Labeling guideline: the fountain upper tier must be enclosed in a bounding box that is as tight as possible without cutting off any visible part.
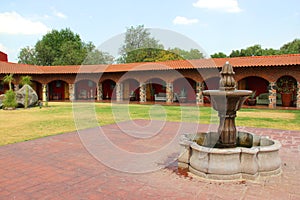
[202,62,252,147]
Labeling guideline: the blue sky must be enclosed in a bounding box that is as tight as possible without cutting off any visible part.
[0,0,299,62]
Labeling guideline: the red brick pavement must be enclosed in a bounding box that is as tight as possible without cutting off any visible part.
[0,120,299,200]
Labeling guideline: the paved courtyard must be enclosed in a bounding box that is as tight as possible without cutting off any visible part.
[0,120,299,199]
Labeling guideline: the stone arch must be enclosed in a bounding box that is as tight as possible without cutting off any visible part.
[237,76,269,97]
[173,77,197,102]
[203,77,220,90]
[121,78,140,101]
[31,80,43,100]
[48,80,69,100]
[75,79,97,100]
[101,79,116,100]
[45,76,74,85]
[145,78,166,101]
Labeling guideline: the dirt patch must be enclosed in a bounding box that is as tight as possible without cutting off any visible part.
[238,112,295,120]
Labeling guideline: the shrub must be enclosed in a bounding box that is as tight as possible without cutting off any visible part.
[3,90,18,109]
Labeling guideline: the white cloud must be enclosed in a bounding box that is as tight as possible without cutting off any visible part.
[53,10,67,19]
[193,0,242,13]
[173,16,199,25]
[0,11,49,35]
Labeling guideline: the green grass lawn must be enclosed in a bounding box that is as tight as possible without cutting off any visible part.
[0,102,299,146]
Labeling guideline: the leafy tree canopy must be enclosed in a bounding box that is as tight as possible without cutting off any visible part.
[118,25,204,63]
[280,39,300,54]
[211,52,227,58]
[212,39,299,58]
[168,48,204,60]
[18,28,114,66]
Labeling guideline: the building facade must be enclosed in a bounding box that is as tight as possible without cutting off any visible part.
[0,52,299,108]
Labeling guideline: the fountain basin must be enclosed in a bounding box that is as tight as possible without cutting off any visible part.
[178,132,281,180]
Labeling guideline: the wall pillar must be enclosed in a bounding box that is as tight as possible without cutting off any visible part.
[139,82,146,103]
[68,83,75,101]
[166,82,173,104]
[297,81,300,109]
[97,82,103,101]
[268,82,277,109]
[196,82,204,105]
[116,83,123,102]
[42,84,48,102]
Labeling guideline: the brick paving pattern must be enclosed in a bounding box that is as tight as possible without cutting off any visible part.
[0,120,299,199]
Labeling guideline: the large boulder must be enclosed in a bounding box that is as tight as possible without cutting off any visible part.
[16,84,38,107]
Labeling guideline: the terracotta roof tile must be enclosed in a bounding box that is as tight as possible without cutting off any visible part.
[0,62,43,74]
[0,54,299,75]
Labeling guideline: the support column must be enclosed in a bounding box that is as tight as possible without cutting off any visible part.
[268,82,277,109]
[139,82,146,103]
[196,82,204,105]
[97,82,103,101]
[116,83,123,102]
[42,84,48,102]
[68,83,75,101]
[166,82,173,104]
[297,81,300,109]
[14,84,19,91]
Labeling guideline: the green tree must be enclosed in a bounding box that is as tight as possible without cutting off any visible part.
[18,28,114,65]
[169,48,204,60]
[229,50,241,57]
[211,52,227,58]
[261,48,280,56]
[124,48,184,63]
[35,28,86,65]
[3,90,17,109]
[280,39,300,54]
[20,76,32,109]
[3,74,14,91]
[2,74,17,109]
[118,25,164,63]
[18,46,37,65]
[83,42,114,64]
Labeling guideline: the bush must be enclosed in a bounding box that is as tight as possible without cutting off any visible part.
[3,90,18,109]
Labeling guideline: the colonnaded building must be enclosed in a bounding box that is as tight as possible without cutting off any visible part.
[0,51,299,108]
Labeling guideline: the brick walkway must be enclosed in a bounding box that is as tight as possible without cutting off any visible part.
[0,120,299,199]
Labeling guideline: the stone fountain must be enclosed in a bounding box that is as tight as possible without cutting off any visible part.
[178,62,281,180]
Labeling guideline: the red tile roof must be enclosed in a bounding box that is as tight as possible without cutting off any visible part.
[0,54,299,75]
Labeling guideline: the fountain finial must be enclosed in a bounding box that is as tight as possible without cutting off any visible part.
[219,61,236,91]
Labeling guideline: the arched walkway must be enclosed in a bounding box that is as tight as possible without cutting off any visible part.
[31,81,43,100]
[122,79,139,101]
[173,77,196,102]
[75,80,96,100]
[145,78,166,101]
[102,79,116,100]
[48,80,69,100]
[238,76,269,96]
[203,77,220,90]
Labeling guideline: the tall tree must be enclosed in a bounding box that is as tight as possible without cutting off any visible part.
[34,28,86,65]
[280,39,300,54]
[18,28,114,66]
[83,42,114,64]
[18,46,37,65]
[118,25,164,63]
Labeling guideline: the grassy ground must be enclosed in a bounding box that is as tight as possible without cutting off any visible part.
[0,102,299,146]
